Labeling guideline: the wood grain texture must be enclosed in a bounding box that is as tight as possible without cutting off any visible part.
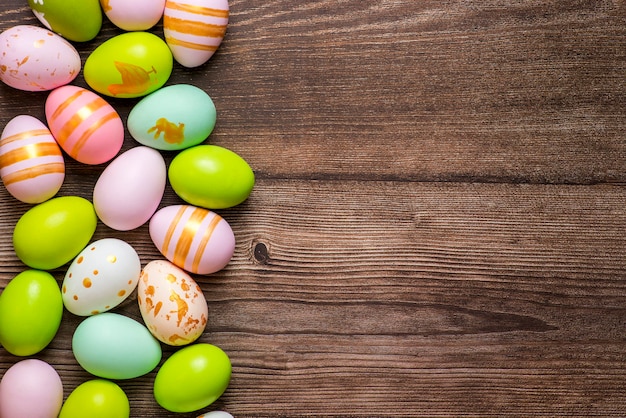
[0,1,624,417]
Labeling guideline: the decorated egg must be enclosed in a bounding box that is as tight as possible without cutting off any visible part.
[154,343,231,413]
[84,31,173,98]
[163,0,229,68]
[169,145,255,209]
[0,115,64,203]
[13,196,97,270]
[28,0,102,42]
[72,312,162,380]
[62,238,141,316]
[138,260,208,346]
[127,84,216,151]
[149,205,235,275]
[59,380,130,418]
[198,412,234,418]
[0,359,63,418]
[93,146,166,231]
[101,0,166,31]
[0,270,63,356]
[45,85,124,165]
[0,25,80,91]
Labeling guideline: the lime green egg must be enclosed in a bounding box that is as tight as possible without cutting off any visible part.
[13,196,97,270]
[168,145,255,209]
[84,32,173,98]
[28,0,102,42]
[59,380,129,418]
[0,270,63,356]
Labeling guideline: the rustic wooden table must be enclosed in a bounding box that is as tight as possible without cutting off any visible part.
[0,1,625,417]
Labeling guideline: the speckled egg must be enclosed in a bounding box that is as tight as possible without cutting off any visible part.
[62,238,141,316]
[101,0,165,31]
[45,85,124,165]
[149,205,235,275]
[0,115,64,204]
[138,260,208,346]
[163,0,229,68]
[28,0,102,42]
[0,25,80,91]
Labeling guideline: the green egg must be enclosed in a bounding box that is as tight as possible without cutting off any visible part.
[84,32,173,98]
[154,343,232,413]
[28,0,102,42]
[0,270,63,356]
[59,380,129,418]
[13,196,97,270]
[168,145,255,209]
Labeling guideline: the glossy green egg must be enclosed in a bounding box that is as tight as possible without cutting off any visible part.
[0,270,63,356]
[84,32,173,98]
[168,145,255,209]
[59,380,129,418]
[154,343,231,413]
[128,84,217,151]
[28,0,102,42]
[13,196,97,270]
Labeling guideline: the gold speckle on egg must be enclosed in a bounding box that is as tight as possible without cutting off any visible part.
[154,301,163,316]
[107,255,117,263]
[83,278,92,288]
[105,305,110,309]
[77,256,84,264]
[34,39,45,48]
[91,310,99,315]
[166,274,176,283]
[62,285,66,294]
[73,295,79,301]
[146,285,155,296]
[168,334,187,344]
[118,289,126,297]
[169,291,189,326]
[90,246,96,251]
[93,270,99,275]
[127,279,132,285]
[180,279,190,291]
[69,273,73,278]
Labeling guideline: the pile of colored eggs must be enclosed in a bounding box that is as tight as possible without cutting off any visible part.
[0,1,246,417]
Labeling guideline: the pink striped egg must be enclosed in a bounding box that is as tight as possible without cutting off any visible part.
[0,115,64,204]
[149,205,235,275]
[163,0,229,68]
[45,85,124,165]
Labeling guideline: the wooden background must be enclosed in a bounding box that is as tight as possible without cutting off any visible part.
[0,0,625,416]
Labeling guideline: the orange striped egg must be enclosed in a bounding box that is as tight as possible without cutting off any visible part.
[163,0,229,68]
[45,85,124,165]
[149,204,235,275]
[0,115,64,204]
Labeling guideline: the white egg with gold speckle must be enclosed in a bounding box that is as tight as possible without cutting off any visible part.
[62,238,141,316]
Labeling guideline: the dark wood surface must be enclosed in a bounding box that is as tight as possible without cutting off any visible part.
[0,1,625,416]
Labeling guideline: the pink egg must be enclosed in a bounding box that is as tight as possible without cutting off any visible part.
[0,115,64,203]
[0,25,80,91]
[0,359,63,418]
[93,146,166,231]
[163,0,229,68]
[45,85,124,165]
[101,0,166,31]
[149,205,235,275]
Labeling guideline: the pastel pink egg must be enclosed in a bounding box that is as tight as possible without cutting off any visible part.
[149,205,235,275]
[0,115,64,204]
[45,85,124,165]
[101,0,166,31]
[163,0,229,68]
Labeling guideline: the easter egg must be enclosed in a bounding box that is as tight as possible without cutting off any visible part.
[72,312,162,380]
[198,412,234,418]
[0,115,64,204]
[45,85,124,165]
[169,145,254,209]
[149,205,235,275]
[0,270,63,356]
[13,196,97,270]
[164,0,229,68]
[101,0,166,31]
[153,343,231,413]
[127,84,216,151]
[0,359,63,418]
[62,238,141,316]
[0,25,80,91]
[84,31,173,98]
[28,0,102,42]
[138,260,208,346]
[59,380,130,418]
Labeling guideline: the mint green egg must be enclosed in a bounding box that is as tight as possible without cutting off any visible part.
[168,145,255,209]
[84,32,173,98]
[28,0,102,42]
[13,196,97,270]
[0,270,63,356]
[128,84,217,150]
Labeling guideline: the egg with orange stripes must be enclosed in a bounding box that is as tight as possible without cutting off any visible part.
[149,204,235,275]
[45,85,124,165]
[0,115,64,204]
[163,0,229,68]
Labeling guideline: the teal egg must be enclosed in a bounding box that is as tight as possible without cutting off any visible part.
[128,84,217,150]
[28,0,102,42]
[72,313,162,380]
